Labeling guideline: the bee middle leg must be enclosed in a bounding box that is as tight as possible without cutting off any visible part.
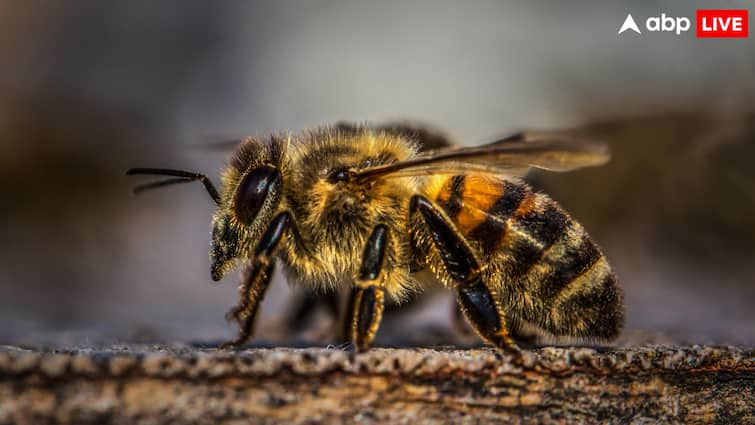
[450,302,476,340]
[220,212,291,349]
[410,195,520,355]
[348,224,389,352]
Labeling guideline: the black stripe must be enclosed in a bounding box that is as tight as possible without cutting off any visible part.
[468,181,528,254]
[504,236,545,277]
[493,181,528,221]
[517,200,570,250]
[554,273,622,339]
[536,231,602,302]
[438,175,466,219]
[504,200,572,276]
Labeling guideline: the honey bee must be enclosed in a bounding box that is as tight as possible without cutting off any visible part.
[127,123,623,354]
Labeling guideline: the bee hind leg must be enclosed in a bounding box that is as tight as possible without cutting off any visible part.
[450,302,476,341]
[220,212,291,349]
[410,195,520,356]
[348,224,390,352]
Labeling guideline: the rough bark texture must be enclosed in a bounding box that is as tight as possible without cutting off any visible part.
[0,344,752,424]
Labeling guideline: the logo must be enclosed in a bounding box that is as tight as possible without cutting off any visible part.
[618,9,749,38]
[697,10,748,38]
[618,14,641,35]
[646,14,690,35]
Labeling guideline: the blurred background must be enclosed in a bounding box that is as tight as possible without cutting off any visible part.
[1,1,753,347]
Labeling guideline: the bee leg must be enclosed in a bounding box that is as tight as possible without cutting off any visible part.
[220,261,276,349]
[349,224,389,352]
[450,302,476,341]
[410,195,520,356]
[342,287,357,344]
[219,212,291,349]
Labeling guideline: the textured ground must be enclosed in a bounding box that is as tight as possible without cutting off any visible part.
[1,343,753,424]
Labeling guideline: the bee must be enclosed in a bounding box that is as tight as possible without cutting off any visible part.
[127,123,623,354]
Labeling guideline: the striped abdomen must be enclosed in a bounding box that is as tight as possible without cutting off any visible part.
[430,174,623,339]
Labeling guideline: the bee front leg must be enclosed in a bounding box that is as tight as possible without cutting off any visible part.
[349,224,389,352]
[220,212,291,349]
[409,195,520,356]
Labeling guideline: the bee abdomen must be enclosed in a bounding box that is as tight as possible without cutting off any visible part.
[434,175,567,261]
[532,226,622,338]
[522,222,602,298]
[432,174,622,339]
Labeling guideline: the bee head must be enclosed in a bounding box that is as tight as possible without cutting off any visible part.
[210,137,285,281]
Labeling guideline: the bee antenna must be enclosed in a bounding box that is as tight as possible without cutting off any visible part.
[126,167,221,205]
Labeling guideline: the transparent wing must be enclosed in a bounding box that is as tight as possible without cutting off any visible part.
[354,132,610,182]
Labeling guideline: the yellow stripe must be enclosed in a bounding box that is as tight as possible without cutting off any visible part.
[456,176,503,232]
[553,256,610,306]
[513,191,538,218]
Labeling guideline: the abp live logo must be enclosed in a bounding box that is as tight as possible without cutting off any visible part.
[618,9,748,38]
[697,9,748,38]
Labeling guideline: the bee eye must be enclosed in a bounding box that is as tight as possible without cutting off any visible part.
[234,166,282,224]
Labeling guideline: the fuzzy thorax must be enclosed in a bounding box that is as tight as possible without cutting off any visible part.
[210,126,422,301]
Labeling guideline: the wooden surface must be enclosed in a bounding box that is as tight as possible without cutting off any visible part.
[0,344,753,424]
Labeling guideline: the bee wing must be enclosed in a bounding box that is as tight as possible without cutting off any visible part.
[354,132,610,182]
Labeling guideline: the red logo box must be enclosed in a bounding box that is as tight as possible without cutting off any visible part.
[696,9,748,38]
